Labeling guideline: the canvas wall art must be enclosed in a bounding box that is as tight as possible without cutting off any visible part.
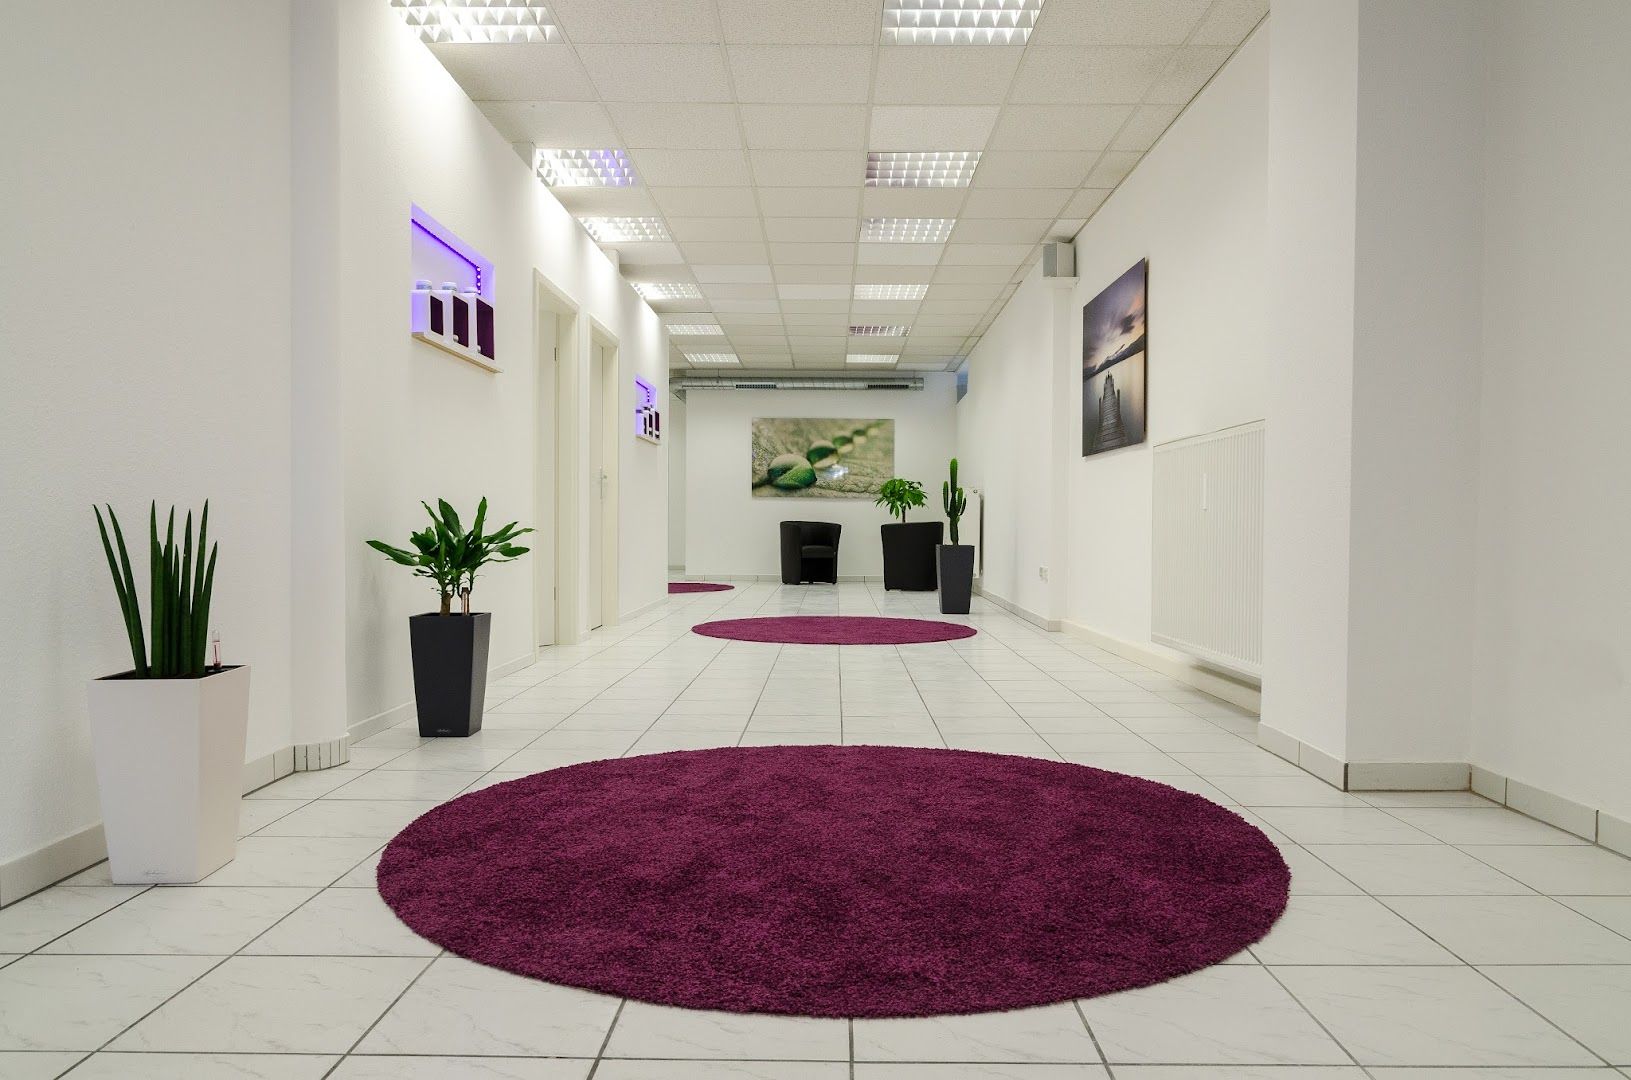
[751,418,895,498]
[1082,259,1148,457]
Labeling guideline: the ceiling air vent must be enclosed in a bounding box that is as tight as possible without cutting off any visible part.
[671,374,925,393]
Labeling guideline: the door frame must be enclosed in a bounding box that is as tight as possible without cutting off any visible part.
[588,317,621,629]
[532,271,581,648]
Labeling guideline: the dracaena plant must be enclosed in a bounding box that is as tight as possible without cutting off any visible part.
[367,498,533,615]
[874,477,927,523]
[94,502,219,678]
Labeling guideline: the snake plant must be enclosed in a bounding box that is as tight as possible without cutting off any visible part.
[367,498,532,615]
[94,502,218,678]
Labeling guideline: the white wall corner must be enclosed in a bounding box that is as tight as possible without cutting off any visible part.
[1296,742,1347,790]
[1600,813,1631,859]
[1470,764,1508,803]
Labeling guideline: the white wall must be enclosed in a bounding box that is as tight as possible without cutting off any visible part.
[684,380,957,579]
[0,2,295,870]
[1471,0,1631,820]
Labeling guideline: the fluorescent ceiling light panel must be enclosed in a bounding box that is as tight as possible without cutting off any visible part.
[390,0,558,43]
[861,218,956,243]
[866,152,981,188]
[666,323,724,335]
[847,354,901,365]
[854,283,929,301]
[850,325,911,337]
[685,352,740,364]
[633,281,703,301]
[536,148,636,188]
[580,217,670,243]
[882,0,1044,45]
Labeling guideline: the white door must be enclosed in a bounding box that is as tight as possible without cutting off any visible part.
[586,343,606,630]
[537,308,558,648]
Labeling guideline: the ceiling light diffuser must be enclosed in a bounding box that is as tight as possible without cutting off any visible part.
[580,217,670,243]
[854,283,929,301]
[685,353,740,365]
[866,152,981,188]
[666,323,724,335]
[860,218,956,243]
[633,282,702,301]
[882,0,1045,45]
[390,0,558,44]
[535,148,637,188]
[847,354,901,365]
[850,325,911,337]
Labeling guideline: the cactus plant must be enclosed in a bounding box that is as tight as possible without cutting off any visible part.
[942,458,967,545]
[94,502,219,678]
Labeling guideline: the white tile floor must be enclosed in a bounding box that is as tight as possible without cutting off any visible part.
[3,581,1630,1079]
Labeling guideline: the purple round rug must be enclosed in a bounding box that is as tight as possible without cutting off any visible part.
[669,582,735,594]
[377,745,1289,1018]
[693,614,977,645]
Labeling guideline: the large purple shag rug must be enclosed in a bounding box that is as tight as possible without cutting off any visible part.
[669,581,735,594]
[692,614,977,645]
[377,745,1289,1018]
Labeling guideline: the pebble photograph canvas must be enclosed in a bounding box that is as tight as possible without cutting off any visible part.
[751,418,895,498]
[1082,258,1148,457]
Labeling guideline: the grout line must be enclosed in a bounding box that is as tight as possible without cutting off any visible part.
[584,998,628,1079]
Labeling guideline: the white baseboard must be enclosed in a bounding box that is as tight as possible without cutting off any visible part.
[1347,761,1471,792]
[0,823,106,908]
[1060,617,1261,713]
[619,596,666,621]
[974,584,1061,632]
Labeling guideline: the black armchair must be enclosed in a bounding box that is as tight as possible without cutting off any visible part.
[779,521,842,584]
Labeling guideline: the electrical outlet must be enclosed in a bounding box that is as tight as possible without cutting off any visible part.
[1038,566,1049,581]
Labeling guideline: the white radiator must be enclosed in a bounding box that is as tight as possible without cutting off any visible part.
[1151,421,1265,679]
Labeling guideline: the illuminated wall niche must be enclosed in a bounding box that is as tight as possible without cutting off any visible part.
[634,376,660,444]
[409,204,498,373]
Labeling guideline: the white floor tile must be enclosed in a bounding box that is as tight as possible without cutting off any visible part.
[40,886,315,955]
[1482,964,1631,1064]
[854,1066,1109,1079]
[0,1053,86,1079]
[1110,1069,1364,1079]
[0,887,145,952]
[62,1052,338,1078]
[1250,895,1459,965]
[1461,845,1631,895]
[595,1062,848,1080]
[1251,808,1437,846]
[1385,808,1588,846]
[1380,895,1631,964]
[1557,895,1631,937]
[853,1003,1102,1063]
[324,770,486,801]
[603,1000,848,1060]
[199,837,384,887]
[328,1056,591,1079]
[254,800,440,839]
[0,954,217,1050]
[241,887,441,956]
[1304,844,1533,895]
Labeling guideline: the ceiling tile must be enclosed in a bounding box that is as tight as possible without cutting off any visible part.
[780,299,852,313]
[902,335,968,349]
[773,264,858,284]
[1049,218,1087,240]
[551,187,660,215]
[1192,0,1269,46]
[629,148,750,186]
[973,150,1095,187]
[925,283,1005,301]
[691,264,774,284]
[1111,103,1183,151]
[713,299,783,313]
[679,240,770,263]
[757,187,863,216]
[851,300,921,317]
[1085,150,1142,187]
[739,105,869,150]
[1031,0,1211,46]
[856,243,944,266]
[427,44,596,100]
[769,242,859,265]
[728,46,874,104]
[717,312,783,326]
[731,335,792,348]
[607,103,742,149]
[1009,47,1172,104]
[777,284,852,300]
[623,264,695,283]
[650,186,758,217]
[717,0,880,44]
[859,187,966,217]
[940,243,1035,266]
[1063,188,1111,217]
[575,44,731,102]
[764,218,860,243]
[1146,46,1234,105]
[960,187,1071,218]
[853,265,936,284]
[949,219,1051,244]
[868,107,1001,151]
[750,150,864,187]
[873,47,1023,105]
[703,283,777,300]
[608,241,685,265]
[782,311,852,326]
[667,218,765,243]
[549,0,720,43]
[477,101,616,144]
[986,104,1131,151]
[788,334,847,347]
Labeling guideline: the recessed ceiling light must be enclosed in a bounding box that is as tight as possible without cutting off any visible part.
[861,218,956,243]
[685,352,740,365]
[850,325,911,337]
[666,323,724,335]
[633,282,702,301]
[847,354,901,365]
[390,0,558,43]
[882,0,1045,45]
[536,149,637,188]
[866,152,981,188]
[581,217,670,243]
[854,283,929,301]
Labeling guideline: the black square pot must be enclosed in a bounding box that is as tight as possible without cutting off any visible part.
[880,521,944,591]
[937,544,976,614]
[408,612,490,737]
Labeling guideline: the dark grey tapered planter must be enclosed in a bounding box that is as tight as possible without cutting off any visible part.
[937,545,975,615]
[408,612,490,737]
[881,521,943,591]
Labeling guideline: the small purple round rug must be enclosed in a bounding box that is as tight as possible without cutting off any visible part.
[669,581,734,594]
[693,614,976,645]
[377,745,1289,1018]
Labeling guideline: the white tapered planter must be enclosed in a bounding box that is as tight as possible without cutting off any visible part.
[87,665,251,884]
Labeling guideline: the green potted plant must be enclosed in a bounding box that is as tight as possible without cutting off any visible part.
[875,477,942,591]
[938,459,975,614]
[88,502,248,884]
[367,498,531,737]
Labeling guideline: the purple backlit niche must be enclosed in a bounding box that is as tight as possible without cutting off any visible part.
[410,204,498,372]
[634,376,660,444]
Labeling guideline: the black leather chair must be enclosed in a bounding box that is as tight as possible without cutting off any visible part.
[779,521,841,584]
